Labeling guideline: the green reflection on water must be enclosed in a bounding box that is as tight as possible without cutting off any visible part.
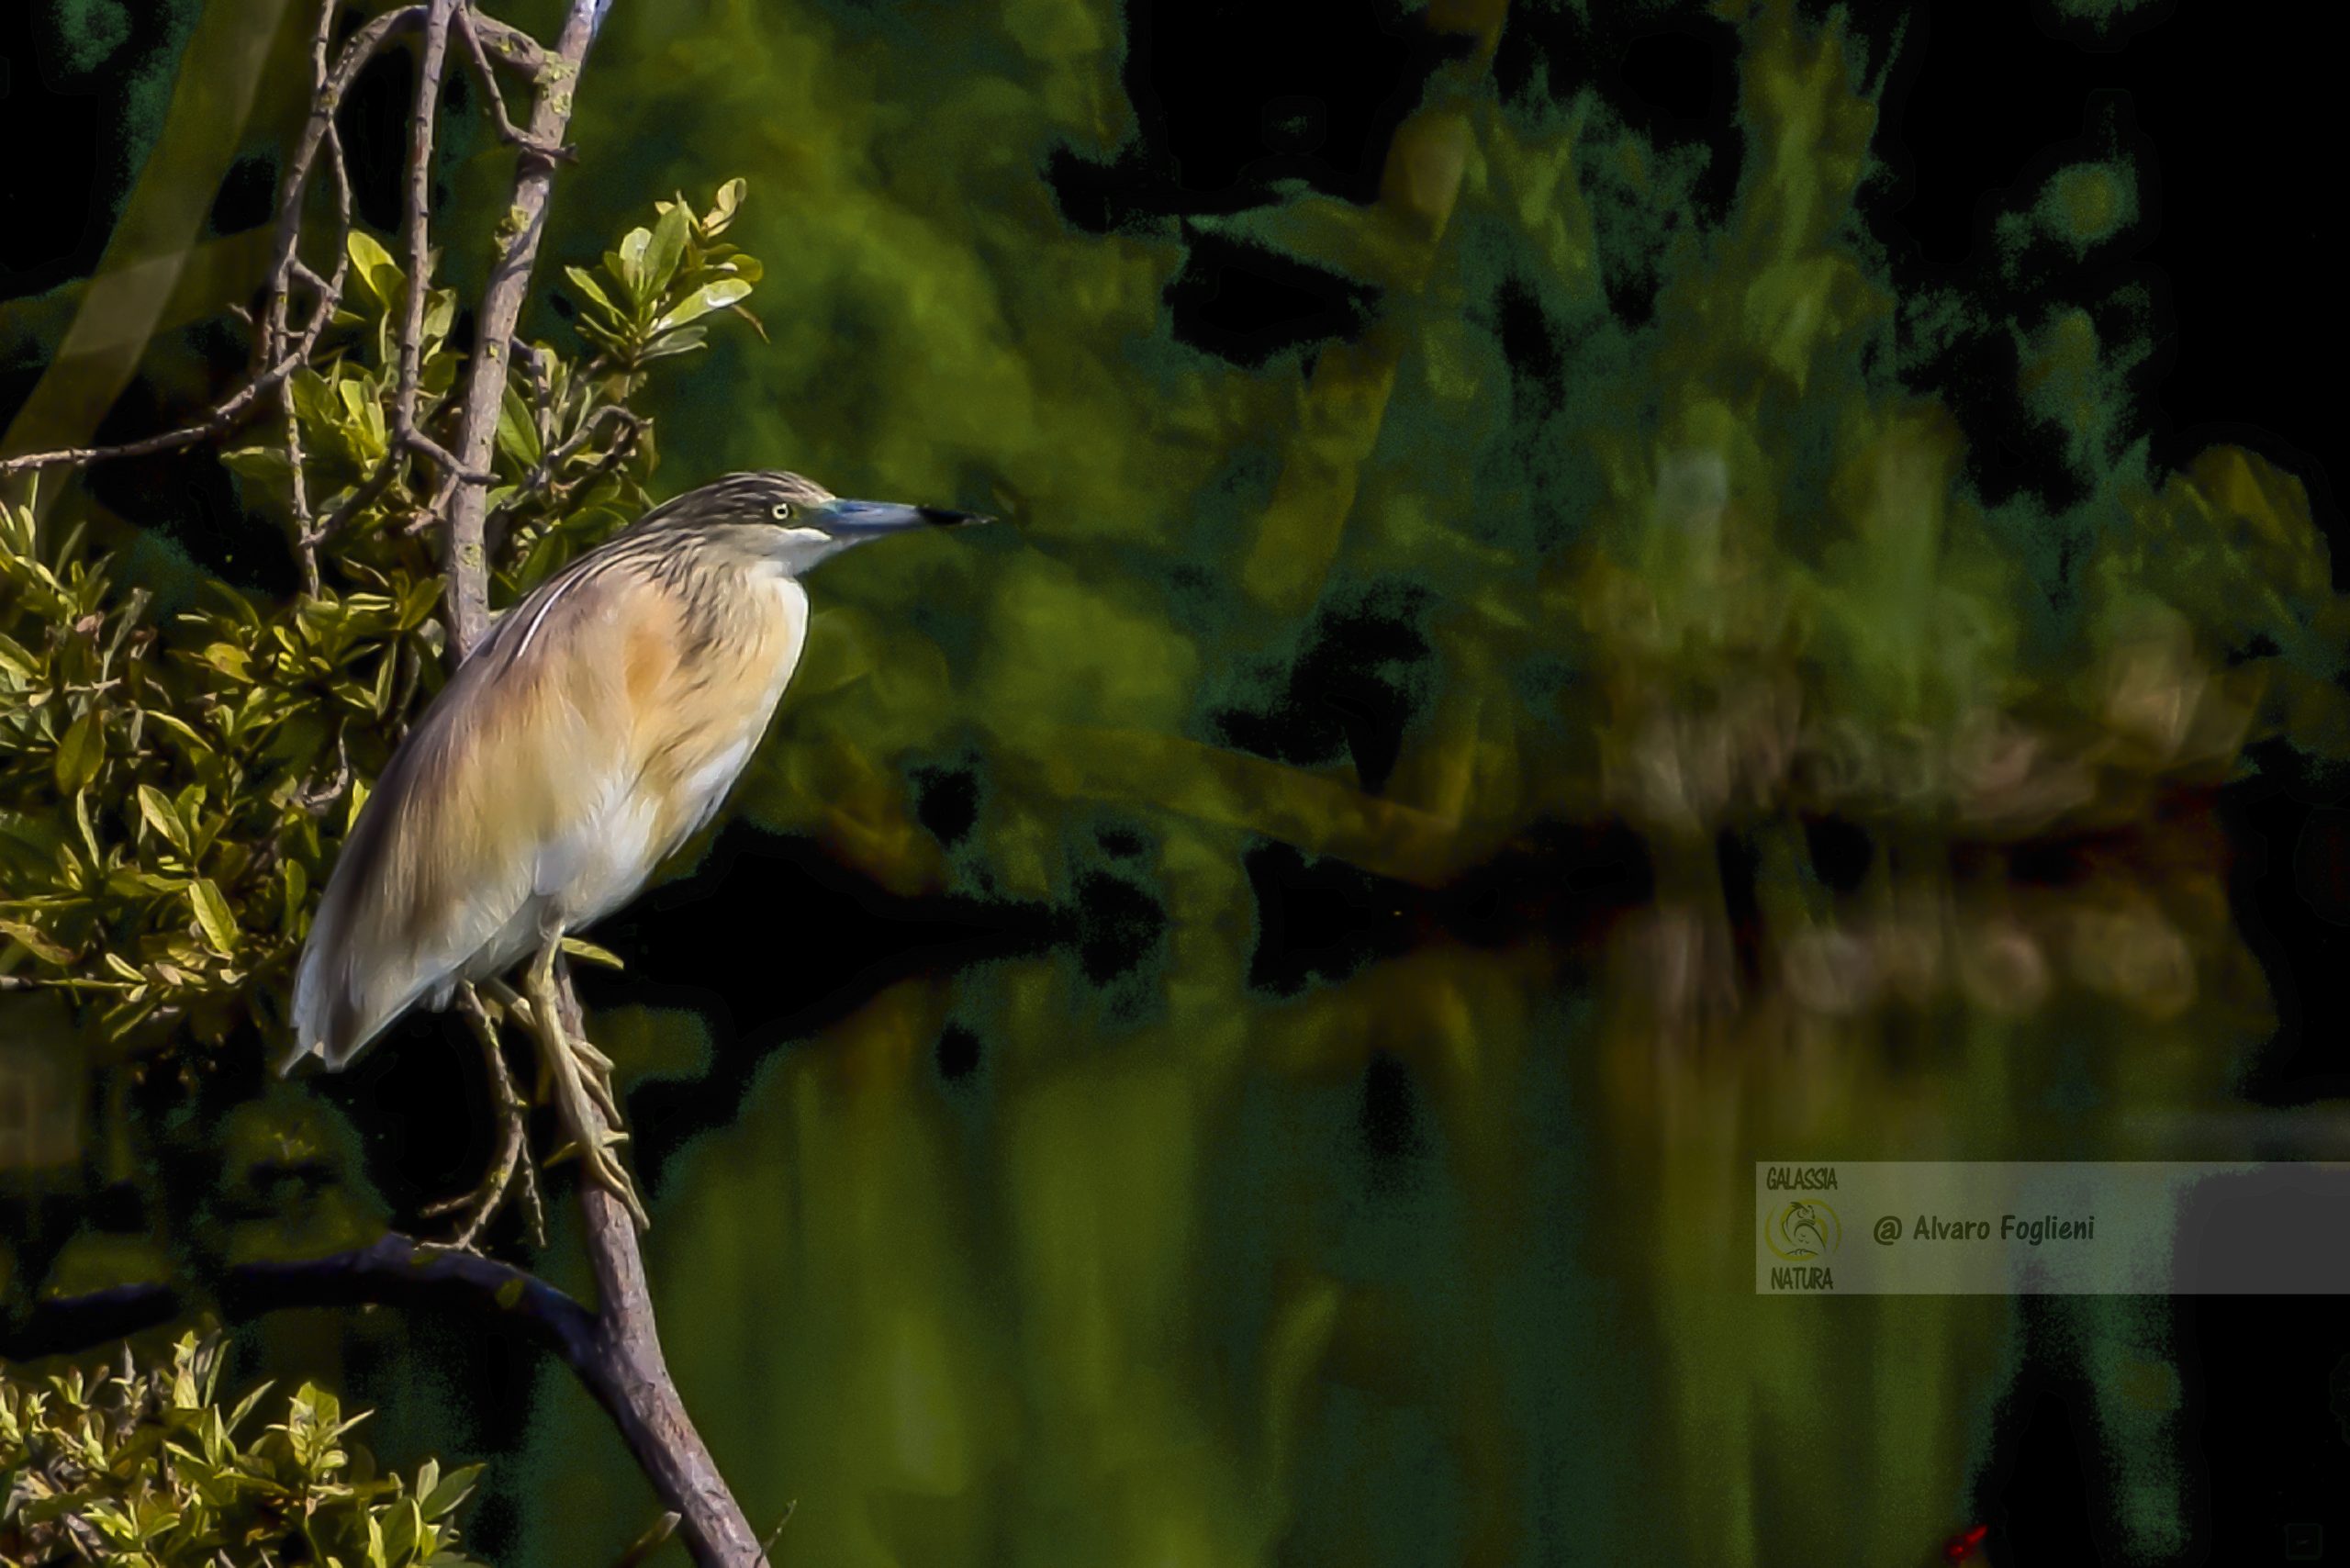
[511,840,2264,1565]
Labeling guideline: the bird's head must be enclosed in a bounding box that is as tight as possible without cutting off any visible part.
[644,469,990,575]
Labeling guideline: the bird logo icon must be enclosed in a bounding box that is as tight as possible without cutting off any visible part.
[1766,1199,1841,1260]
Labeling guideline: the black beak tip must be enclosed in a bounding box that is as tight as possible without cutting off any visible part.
[919,507,992,529]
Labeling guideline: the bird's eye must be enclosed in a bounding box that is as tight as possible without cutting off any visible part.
[770,502,796,521]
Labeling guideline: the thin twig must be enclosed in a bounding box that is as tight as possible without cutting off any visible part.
[0,2,388,484]
[468,11,547,74]
[0,350,314,478]
[265,4,423,370]
[539,402,641,482]
[285,0,361,587]
[319,428,492,545]
[0,1233,596,1368]
[395,0,458,451]
[308,0,484,550]
[281,379,320,596]
[490,402,643,544]
[288,732,352,815]
[453,5,572,162]
[277,2,342,592]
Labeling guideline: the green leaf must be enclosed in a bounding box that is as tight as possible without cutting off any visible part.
[338,376,375,429]
[611,228,652,301]
[55,709,104,792]
[643,199,691,300]
[138,784,193,856]
[565,264,620,318]
[0,916,74,964]
[498,381,543,467]
[711,176,745,226]
[199,642,255,681]
[384,1497,422,1565]
[560,935,625,969]
[347,229,403,308]
[143,707,211,753]
[420,1462,484,1521]
[221,443,291,483]
[0,628,42,677]
[652,278,753,335]
[635,325,709,363]
[188,877,238,954]
[227,1379,275,1437]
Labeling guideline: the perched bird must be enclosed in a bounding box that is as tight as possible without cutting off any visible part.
[287,469,986,1225]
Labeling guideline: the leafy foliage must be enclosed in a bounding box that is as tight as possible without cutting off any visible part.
[1,1332,483,1567]
[0,183,762,1048]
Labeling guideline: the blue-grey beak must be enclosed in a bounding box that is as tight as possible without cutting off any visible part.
[816,498,992,539]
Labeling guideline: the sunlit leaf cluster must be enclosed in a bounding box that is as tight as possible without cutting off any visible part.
[1,1331,483,1567]
[0,184,762,1051]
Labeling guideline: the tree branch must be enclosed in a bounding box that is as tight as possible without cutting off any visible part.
[454,6,573,162]
[4,1226,763,1564]
[0,2,399,487]
[439,0,614,659]
[395,0,459,454]
[0,351,312,478]
[3,3,768,1561]
[0,1233,596,1370]
[419,4,765,1562]
[282,0,343,594]
[551,976,768,1567]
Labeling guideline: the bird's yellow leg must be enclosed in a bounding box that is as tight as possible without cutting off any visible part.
[421,985,547,1250]
[521,936,651,1230]
[480,977,535,1030]
[486,975,619,1109]
[479,978,559,1103]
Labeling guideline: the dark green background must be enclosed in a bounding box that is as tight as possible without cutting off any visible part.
[6,1,2349,1562]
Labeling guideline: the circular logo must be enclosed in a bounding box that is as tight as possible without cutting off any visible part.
[1764,1199,1841,1260]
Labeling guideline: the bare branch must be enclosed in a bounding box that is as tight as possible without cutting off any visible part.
[0,2,389,485]
[0,1232,597,1367]
[396,0,458,450]
[541,402,643,479]
[0,353,311,478]
[282,0,341,595]
[552,974,768,1567]
[263,3,423,369]
[440,0,617,659]
[282,390,320,596]
[454,6,573,162]
[468,12,547,74]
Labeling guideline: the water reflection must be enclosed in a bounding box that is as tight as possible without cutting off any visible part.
[510,831,2269,1567]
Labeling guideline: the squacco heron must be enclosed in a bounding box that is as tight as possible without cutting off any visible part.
[286,470,986,1229]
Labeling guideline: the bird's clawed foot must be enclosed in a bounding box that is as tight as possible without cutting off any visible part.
[422,985,548,1251]
[521,944,652,1231]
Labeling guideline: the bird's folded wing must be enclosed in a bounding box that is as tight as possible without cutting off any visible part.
[287,560,666,1069]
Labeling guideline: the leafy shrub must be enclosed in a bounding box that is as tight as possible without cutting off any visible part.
[2,1332,481,1567]
[0,183,761,1052]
